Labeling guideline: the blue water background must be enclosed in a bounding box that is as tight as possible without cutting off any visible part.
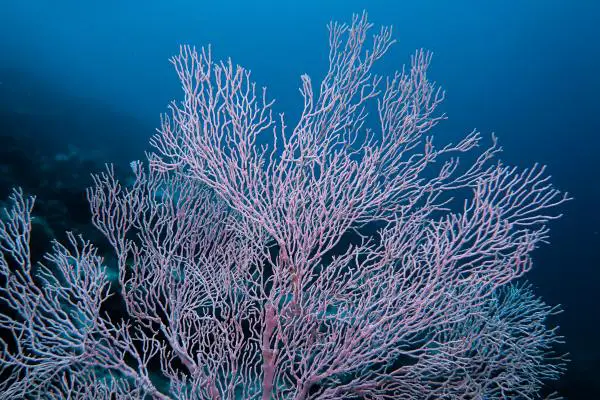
[1,0,598,397]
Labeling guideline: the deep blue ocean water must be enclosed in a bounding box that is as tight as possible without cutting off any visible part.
[1,1,598,397]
